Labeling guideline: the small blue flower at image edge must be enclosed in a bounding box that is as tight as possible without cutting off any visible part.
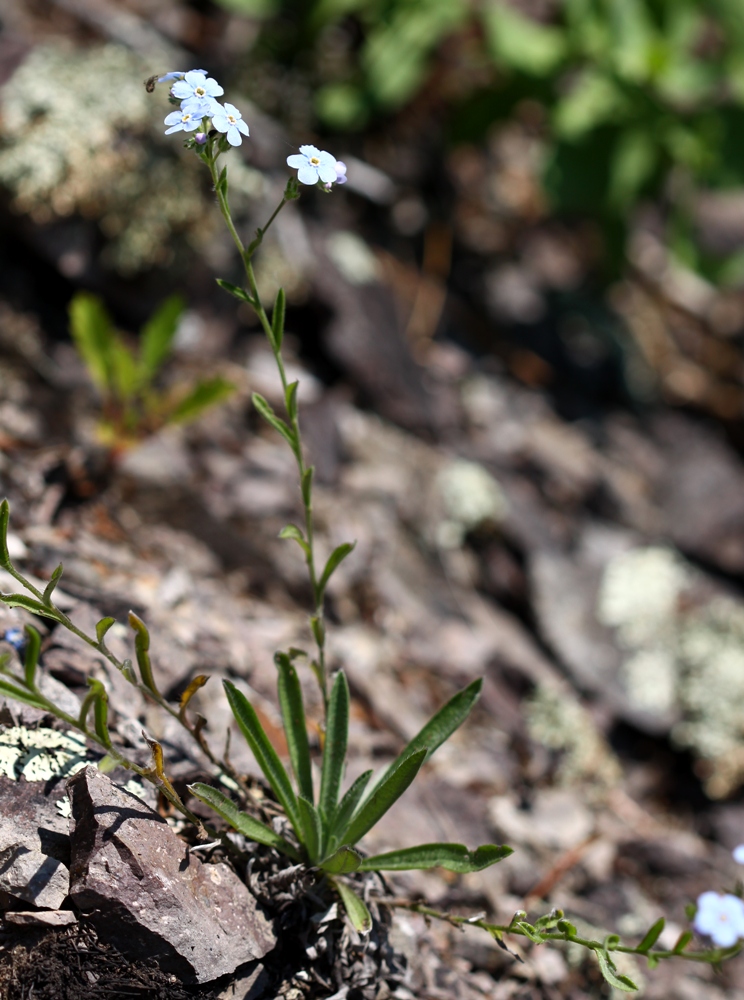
[2,628,25,653]
[212,103,250,147]
[694,891,744,948]
[164,109,203,135]
[287,145,339,186]
[172,71,224,109]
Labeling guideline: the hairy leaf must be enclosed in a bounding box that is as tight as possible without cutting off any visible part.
[297,795,322,863]
[333,879,372,934]
[189,782,301,860]
[278,524,310,557]
[169,377,235,425]
[320,845,362,874]
[272,288,286,351]
[329,769,373,847]
[42,564,63,607]
[358,842,513,873]
[343,748,427,846]
[275,652,313,802]
[216,279,253,303]
[317,543,355,600]
[596,949,638,992]
[319,671,349,823]
[252,392,298,453]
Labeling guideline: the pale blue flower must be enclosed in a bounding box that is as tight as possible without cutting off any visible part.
[164,108,203,135]
[734,845,744,865]
[158,69,207,83]
[287,145,338,186]
[334,161,347,185]
[212,102,250,146]
[694,892,744,947]
[172,71,224,112]
[2,628,25,653]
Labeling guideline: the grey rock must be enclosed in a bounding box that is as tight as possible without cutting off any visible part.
[215,962,270,1000]
[0,845,69,909]
[67,767,276,984]
[0,775,71,863]
[5,909,77,927]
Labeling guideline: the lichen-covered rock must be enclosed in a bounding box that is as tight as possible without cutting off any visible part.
[67,766,276,984]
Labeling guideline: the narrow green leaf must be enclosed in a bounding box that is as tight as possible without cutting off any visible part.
[42,564,63,606]
[23,625,41,691]
[333,879,372,934]
[637,917,665,953]
[223,680,300,833]
[317,543,355,599]
[557,918,578,938]
[343,747,427,846]
[128,611,159,696]
[515,921,545,944]
[272,288,286,351]
[0,593,62,623]
[319,671,349,823]
[109,334,139,404]
[358,842,512,873]
[320,845,362,874]
[169,377,235,425]
[301,467,314,508]
[252,392,298,452]
[310,615,325,650]
[329,770,373,847]
[297,795,322,863]
[217,165,228,196]
[69,293,116,394]
[188,782,301,860]
[139,294,184,383]
[216,279,253,304]
[0,499,11,569]
[87,679,112,749]
[0,677,48,711]
[278,524,310,557]
[673,930,693,954]
[275,652,313,802]
[95,617,116,644]
[285,381,299,421]
[596,950,638,992]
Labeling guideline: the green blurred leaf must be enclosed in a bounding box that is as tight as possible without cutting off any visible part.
[42,563,63,607]
[271,289,286,351]
[0,676,48,711]
[278,524,311,557]
[0,592,62,623]
[69,293,116,395]
[333,879,372,933]
[216,279,253,303]
[358,842,513,872]
[139,295,184,384]
[596,949,638,992]
[275,652,314,802]
[223,680,301,833]
[329,769,373,848]
[315,84,369,130]
[483,3,567,77]
[169,377,235,425]
[609,128,657,208]
[608,0,655,83]
[553,71,629,139]
[210,0,279,16]
[23,625,41,690]
[344,747,427,846]
[128,611,158,695]
[109,335,139,405]
[319,671,350,822]
[188,782,301,859]
[317,543,355,599]
[297,795,323,862]
[0,499,10,569]
[637,917,665,954]
[252,392,298,452]
[95,617,116,644]
[320,845,362,874]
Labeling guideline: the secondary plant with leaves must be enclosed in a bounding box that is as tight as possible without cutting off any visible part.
[69,291,234,446]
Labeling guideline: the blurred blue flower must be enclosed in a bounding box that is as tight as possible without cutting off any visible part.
[287,145,338,186]
[172,71,223,114]
[157,70,207,83]
[164,109,203,135]
[212,102,250,146]
[334,161,347,185]
[2,628,25,653]
[694,892,744,947]
[734,845,744,864]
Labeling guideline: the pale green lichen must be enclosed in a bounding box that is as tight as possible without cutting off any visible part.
[525,684,621,792]
[0,726,88,781]
[434,459,508,549]
[596,545,744,797]
[0,43,215,274]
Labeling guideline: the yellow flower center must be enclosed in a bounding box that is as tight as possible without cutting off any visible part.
[195,86,206,96]
[228,115,236,124]
[310,157,320,165]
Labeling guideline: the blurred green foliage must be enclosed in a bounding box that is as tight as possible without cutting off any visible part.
[221,0,744,277]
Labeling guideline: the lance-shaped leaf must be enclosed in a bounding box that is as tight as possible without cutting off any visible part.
[189,782,301,860]
[216,279,253,304]
[42,564,63,606]
[0,677,48,712]
[328,769,373,847]
[179,674,209,715]
[271,288,286,351]
[317,543,355,600]
[333,879,371,934]
[23,625,41,691]
[252,393,298,453]
[86,679,112,748]
[320,845,362,874]
[636,917,664,954]
[357,842,513,873]
[596,949,638,993]
[139,295,183,383]
[319,671,349,823]
[368,679,482,799]
[0,593,62,623]
[169,377,235,425]
[301,467,313,508]
[95,617,116,644]
[0,499,11,569]
[297,796,322,863]
[223,680,301,833]
[343,748,427,847]
[128,612,158,695]
[69,293,115,393]
[285,381,299,421]
[275,652,313,802]
[278,524,310,558]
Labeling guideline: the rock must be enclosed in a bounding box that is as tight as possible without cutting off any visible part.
[5,909,77,927]
[214,962,270,1000]
[0,775,73,863]
[0,845,69,909]
[67,767,276,984]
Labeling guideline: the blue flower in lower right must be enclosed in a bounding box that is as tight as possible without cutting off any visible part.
[694,891,744,947]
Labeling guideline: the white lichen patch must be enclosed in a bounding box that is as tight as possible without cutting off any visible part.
[0,726,89,782]
[597,546,687,646]
[435,459,508,549]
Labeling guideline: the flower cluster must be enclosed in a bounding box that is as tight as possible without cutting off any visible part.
[159,70,249,147]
